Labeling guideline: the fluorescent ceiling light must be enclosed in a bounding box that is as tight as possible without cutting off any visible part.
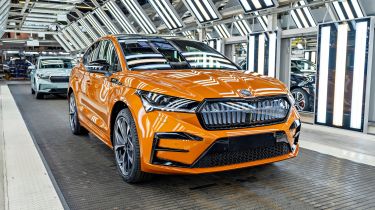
[254,11,268,31]
[27,13,57,19]
[71,23,91,46]
[149,0,183,30]
[57,33,75,52]
[33,2,75,10]
[182,31,195,39]
[234,14,252,36]
[213,24,230,38]
[23,21,51,26]
[291,0,316,28]
[120,0,157,34]
[332,0,364,21]
[95,8,120,34]
[66,26,86,49]
[53,34,70,52]
[238,0,276,13]
[78,18,99,41]
[43,0,83,3]
[105,1,136,34]
[86,13,107,37]
[184,0,220,24]
[25,17,56,23]
[62,29,81,50]
[0,0,10,37]
[30,8,69,14]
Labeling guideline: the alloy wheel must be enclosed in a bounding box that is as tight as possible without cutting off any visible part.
[69,94,77,130]
[114,117,134,176]
[292,91,306,111]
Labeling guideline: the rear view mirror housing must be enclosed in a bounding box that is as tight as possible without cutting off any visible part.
[87,60,112,77]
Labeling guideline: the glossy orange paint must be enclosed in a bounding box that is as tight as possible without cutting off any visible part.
[69,35,300,175]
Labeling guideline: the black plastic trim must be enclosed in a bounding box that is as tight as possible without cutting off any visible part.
[155,132,203,141]
[150,132,203,165]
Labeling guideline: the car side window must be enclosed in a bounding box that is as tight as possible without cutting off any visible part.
[106,42,121,72]
[97,41,110,61]
[83,40,121,73]
[90,42,101,64]
[83,44,95,65]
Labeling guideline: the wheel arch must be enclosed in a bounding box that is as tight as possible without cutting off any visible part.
[110,101,129,145]
[68,87,73,98]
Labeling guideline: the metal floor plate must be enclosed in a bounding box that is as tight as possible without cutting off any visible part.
[9,84,375,210]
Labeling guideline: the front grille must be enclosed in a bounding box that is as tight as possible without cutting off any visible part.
[193,143,290,168]
[50,76,69,83]
[197,96,290,130]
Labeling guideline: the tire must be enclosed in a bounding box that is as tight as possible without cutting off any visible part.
[35,91,44,99]
[291,88,310,112]
[31,88,35,94]
[113,109,152,183]
[69,93,88,135]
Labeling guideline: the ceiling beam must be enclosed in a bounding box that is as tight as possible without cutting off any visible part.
[4,29,58,34]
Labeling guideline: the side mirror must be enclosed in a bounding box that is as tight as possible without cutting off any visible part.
[87,60,112,76]
[28,65,36,71]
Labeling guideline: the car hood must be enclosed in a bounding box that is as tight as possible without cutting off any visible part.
[124,69,289,101]
[37,68,71,77]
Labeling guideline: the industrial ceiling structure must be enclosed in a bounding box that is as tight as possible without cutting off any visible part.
[1,0,375,52]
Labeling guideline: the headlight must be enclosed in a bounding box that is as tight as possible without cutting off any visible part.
[136,90,199,113]
[37,73,49,79]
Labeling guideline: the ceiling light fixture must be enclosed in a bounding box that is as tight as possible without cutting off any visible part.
[184,0,221,24]
[105,1,136,34]
[120,0,157,34]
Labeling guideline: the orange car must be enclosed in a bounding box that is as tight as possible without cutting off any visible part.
[68,35,301,183]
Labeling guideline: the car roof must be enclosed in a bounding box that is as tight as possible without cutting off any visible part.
[115,34,194,42]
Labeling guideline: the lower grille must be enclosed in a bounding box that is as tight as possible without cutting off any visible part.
[50,76,69,83]
[192,133,291,168]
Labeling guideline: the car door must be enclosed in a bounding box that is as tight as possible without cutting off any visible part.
[85,40,121,136]
[78,42,100,125]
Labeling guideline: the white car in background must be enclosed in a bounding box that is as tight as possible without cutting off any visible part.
[30,57,75,99]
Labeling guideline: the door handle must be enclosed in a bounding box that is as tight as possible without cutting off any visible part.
[110,78,122,85]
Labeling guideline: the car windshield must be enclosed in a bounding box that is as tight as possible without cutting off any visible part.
[119,38,239,70]
[39,59,74,69]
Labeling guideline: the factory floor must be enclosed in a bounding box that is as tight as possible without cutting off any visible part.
[1,82,375,210]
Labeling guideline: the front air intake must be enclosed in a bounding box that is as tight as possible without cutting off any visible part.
[197,96,291,130]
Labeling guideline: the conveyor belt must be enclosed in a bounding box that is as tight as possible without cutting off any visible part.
[9,84,375,210]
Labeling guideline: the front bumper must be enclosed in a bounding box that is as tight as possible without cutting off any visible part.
[129,94,301,174]
[37,79,68,94]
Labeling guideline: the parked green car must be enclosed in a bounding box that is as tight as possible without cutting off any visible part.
[30,57,75,99]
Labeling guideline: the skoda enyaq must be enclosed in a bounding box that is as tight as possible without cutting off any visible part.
[68,35,301,183]
[31,56,75,99]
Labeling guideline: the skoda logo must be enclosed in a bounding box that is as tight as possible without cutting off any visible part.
[240,89,252,97]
